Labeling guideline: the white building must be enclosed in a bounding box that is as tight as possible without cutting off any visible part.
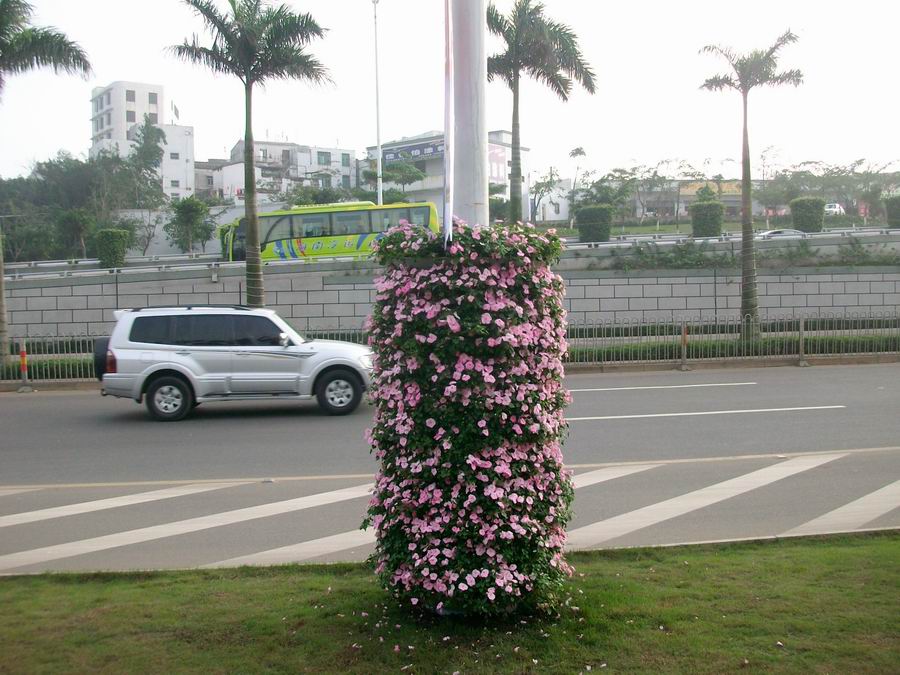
[89,81,195,200]
[365,130,529,221]
[532,178,572,223]
[90,81,164,151]
[229,140,357,192]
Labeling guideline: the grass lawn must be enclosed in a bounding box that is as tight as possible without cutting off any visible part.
[1,533,897,674]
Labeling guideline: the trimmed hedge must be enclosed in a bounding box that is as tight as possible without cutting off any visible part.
[95,228,129,269]
[575,204,613,243]
[885,195,900,228]
[689,201,724,237]
[790,197,826,233]
[1,357,94,381]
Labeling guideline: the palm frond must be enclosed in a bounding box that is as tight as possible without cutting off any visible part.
[544,18,596,93]
[525,62,571,101]
[170,40,241,79]
[768,68,803,87]
[1,26,91,77]
[700,74,736,91]
[182,0,238,47]
[486,3,509,39]
[0,0,33,40]
[765,29,798,59]
[253,44,330,86]
[699,43,737,68]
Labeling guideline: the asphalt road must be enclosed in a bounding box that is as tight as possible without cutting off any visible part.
[1,363,898,573]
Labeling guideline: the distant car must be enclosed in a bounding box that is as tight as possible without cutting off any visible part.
[756,229,806,239]
[825,203,846,216]
[97,305,373,421]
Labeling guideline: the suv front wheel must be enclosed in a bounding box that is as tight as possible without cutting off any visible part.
[316,369,362,415]
[146,376,194,422]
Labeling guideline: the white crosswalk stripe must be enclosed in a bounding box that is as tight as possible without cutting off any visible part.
[565,453,846,550]
[205,529,377,568]
[0,488,40,498]
[1,452,897,573]
[0,483,372,573]
[202,465,662,568]
[781,479,900,536]
[0,483,242,529]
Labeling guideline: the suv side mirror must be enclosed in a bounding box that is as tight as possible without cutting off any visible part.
[278,332,291,347]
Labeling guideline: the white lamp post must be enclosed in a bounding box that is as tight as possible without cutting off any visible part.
[373,0,383,205]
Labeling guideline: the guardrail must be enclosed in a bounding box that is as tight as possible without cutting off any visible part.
[4,312,898,385]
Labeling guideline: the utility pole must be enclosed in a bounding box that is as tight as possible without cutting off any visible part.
[373,0,384,205]
[449,0,489,227]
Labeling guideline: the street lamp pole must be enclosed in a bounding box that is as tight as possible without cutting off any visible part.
[373,0,383,205]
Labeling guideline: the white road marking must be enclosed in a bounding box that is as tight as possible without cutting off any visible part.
[0,483,242,529]
[209,465,666,568]
[573,464,659,489]
[0,483,373,573]
[781,480,900,536]
[204,529,377,568]
[566,453,846,550]
[570,382,757,393]
[567,405,845,422]
[0,488,40,498]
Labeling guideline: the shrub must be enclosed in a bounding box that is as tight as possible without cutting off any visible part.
[689,201,724,237]
[95,228,129,268]
[365,221,573,616]
[790,197,825,233]
[885,196,900,228]
[575,204,613,242]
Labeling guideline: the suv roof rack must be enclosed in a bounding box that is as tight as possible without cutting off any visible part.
[129,305,254,312]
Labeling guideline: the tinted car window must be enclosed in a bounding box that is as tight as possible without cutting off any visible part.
[296,213,330,237]
[333,211,369,235]
[234,316,284,346]
[172,315,234,346]
[130,316,172,344]
[262,215,293,245]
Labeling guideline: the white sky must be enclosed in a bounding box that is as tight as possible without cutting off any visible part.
[1,0,898,181]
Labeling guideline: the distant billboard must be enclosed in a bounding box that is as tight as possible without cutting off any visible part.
[384,140,445,163]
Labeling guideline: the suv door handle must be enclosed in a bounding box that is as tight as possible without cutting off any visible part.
[175,351,191,356]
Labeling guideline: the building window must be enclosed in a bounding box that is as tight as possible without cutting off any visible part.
[148,113,158,124]
[342,174,350,189]
[319,175,332,189]
[126,110,136,123]
[170,152,180,160]
[341,153,350,167]
[317,151,331,166]
[206,176,214,186]
[554,202,560,215]
[149,92,158,104]
[170,180,180,188]
[126,89,135,102]
[105,113,111,125]
[105,91,110,106]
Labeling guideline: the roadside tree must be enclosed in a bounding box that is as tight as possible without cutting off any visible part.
[173,0,328,307]
[700,29,803,332]
[164,196,214,253]
[487,0,595,223]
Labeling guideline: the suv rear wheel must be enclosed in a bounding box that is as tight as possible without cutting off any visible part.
[146,376,194,421]
[316,369,362,415]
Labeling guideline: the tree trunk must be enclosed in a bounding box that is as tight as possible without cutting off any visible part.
[508,74,522,223]
[243,82,265,307]
[740,90,759,336]
[0,228,8,366]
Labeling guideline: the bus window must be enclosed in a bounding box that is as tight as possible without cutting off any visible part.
[262,215,293,245]
[233,219,247,261]
[333,211,370,235]
[371,208,411,232]
[409,206,429,228]
[295,213,330,237]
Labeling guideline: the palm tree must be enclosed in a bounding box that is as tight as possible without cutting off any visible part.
[0,0,91,363]
[173,0,328,307]
[700,30,802,329]
[487,0,595,224]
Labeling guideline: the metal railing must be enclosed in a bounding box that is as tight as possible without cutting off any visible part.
[3,312,898,385]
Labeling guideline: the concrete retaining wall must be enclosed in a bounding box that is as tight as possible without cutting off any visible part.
[4,259,899,337]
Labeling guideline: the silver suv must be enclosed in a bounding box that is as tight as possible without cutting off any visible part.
[98,305,372,421]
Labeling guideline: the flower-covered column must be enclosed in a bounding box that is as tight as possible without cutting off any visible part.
[364,222,572,615]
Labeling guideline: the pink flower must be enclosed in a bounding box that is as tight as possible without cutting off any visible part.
[446,315,461,333]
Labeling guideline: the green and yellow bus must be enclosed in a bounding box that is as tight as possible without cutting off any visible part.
[220,201,440,262]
